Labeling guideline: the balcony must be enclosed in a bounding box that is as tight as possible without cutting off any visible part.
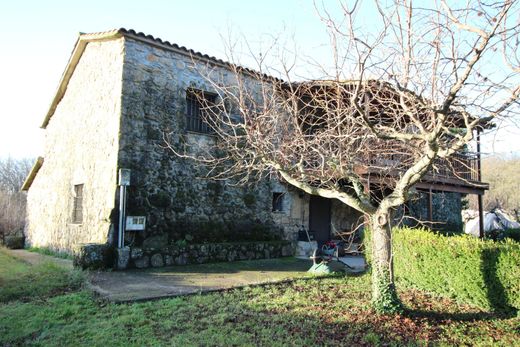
[357,151,488,194]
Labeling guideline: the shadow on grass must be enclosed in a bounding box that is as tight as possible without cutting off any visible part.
[481,248,514,313]
[403,248,518,321]
[0,262,85,303]
[405,307,516,322]
[0,291,440,346]
[1,272,517,346]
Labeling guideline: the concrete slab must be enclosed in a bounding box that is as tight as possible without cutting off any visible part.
[8,249,366,303]
[337,255,367,270]
[89,257,316,303]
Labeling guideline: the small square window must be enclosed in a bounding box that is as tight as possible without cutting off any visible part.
[272,192,284,212]
[186,88,217,134]
[72,184,84,224]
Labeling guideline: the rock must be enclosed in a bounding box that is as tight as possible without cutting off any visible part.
[227,250,237,261]
[150,253,164,267]
[197,256,208,264]
[282,244,293,257]
[131,247,143,259]
[149,192,171,208]
[164,254,173,266]
[175,254,187,265]
[73,243,113,270]
[142,234,168,250]
[134,255,150,268]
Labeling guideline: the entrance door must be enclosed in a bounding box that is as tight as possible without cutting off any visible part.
[309,196,331,245]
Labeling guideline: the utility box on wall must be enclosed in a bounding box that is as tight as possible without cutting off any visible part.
[126,216,146,231]
[119,168,131,186]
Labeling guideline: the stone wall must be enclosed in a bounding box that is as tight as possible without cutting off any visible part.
[25,39,124,252]
[271,183,309,241]
[112,241,294,270]
[269,181,363,242]
[330,200,363,236]
[404,190,463,232]
[116,37,285,247]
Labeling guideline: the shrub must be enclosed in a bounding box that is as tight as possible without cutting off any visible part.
[392,227,520,312]
[4,235,24,249]
[502,228,520,242]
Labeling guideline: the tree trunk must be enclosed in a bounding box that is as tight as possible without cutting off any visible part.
[370,210,402,313]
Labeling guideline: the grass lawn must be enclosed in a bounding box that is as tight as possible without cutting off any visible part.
[0,247,518,346]
[26,246,74,260]
[0,248,83,303]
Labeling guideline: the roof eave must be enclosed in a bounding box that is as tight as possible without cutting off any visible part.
[21,157,44,191]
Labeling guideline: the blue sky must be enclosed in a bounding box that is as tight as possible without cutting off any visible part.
[0,0,518,158]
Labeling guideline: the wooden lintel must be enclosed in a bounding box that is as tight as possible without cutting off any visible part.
[415,182,486,195]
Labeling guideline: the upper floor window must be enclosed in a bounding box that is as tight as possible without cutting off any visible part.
[186,89,217,134]
[72,184,84,224]
[272,192,284,212]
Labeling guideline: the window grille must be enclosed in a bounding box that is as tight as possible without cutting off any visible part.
[186,89,217,133]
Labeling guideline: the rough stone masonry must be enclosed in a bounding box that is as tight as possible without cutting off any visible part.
[24,30,464,269]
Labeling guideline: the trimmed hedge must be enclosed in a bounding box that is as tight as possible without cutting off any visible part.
[502,228,520,242]
[392,227,520,312]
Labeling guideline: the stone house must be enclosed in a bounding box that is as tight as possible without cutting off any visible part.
[21,29,488,267]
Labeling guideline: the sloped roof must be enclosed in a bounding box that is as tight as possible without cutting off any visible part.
[41,28,492,130]
[21,157,43,191]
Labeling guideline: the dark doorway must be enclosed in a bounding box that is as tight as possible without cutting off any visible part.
[309,195,331,245]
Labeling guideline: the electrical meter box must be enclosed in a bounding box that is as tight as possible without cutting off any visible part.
[126,216,146,231]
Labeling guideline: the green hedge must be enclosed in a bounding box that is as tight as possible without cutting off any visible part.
[502,228,520,242]
[392,227,520,312]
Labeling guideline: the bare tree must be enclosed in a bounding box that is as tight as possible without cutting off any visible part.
[468,156,520,216]
[167,0,520,313]
[0,157,32,244]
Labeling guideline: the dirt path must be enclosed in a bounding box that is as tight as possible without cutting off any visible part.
[8,249,73,269]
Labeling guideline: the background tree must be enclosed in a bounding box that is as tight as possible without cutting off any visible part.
[168,0,520,313]
[467,155,520,218]
[0,157,32,244]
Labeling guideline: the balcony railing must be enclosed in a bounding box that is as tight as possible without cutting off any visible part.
[429,152,480,183]
[358,151,484,187]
